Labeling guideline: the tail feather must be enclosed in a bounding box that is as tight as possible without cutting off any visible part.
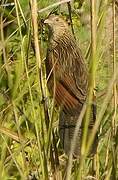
[59,103,98,157]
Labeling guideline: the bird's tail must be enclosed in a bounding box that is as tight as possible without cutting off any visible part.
[59,103,98,157]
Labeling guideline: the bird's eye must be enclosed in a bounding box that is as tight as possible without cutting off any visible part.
[55,18,59,22]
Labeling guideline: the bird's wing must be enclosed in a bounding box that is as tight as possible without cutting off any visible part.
[49,43,88,104]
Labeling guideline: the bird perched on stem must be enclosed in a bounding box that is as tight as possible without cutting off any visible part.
[44,15,97,157]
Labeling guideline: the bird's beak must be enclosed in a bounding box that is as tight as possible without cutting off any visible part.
[44,19,51,24]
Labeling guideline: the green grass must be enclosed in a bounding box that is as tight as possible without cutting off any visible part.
[0,0,118,179]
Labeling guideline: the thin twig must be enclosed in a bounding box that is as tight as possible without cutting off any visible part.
[38,0,72,13]
[67,2,76,39]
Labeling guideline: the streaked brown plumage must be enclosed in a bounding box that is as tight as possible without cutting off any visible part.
[45,15,97,156]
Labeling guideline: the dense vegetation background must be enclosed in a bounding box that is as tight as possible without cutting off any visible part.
[0,0,118,179]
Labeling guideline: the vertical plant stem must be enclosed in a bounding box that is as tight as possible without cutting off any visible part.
[112,0,117,135]
[12,102,27,176]
[86,68,118,156]
[77,1,97,178]
[111,0,117,179]
[13,0,28,175]
[0,10,11,89]
[30,0,48,179]
[81,0,97,156]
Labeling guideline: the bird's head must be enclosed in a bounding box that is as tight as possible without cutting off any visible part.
[44,15,68,38]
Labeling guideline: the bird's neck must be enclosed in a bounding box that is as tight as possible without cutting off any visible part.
[51,30,74,48]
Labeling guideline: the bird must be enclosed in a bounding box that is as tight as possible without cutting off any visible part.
[44,14,97,157]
